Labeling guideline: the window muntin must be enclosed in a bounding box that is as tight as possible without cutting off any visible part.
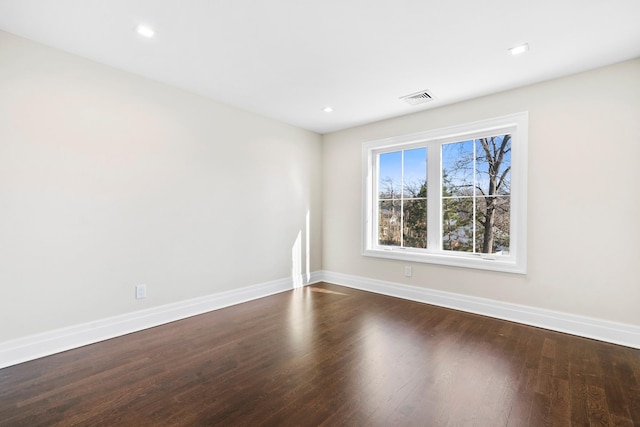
[441,136,511,254]
[363,113,527,274]
[377,148,427,248]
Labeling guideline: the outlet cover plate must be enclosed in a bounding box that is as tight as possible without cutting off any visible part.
[135,284,147,299]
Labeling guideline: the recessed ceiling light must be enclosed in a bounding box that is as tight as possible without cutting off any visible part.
[509,43,529,56]
[136,25,155,38]
[322,107,334,113]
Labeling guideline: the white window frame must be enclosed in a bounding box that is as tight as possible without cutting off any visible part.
[362,112,528,274]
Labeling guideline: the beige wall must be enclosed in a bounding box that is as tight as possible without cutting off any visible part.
[0,31,322,341]
[322,59,640,326]
[2,27,638,345]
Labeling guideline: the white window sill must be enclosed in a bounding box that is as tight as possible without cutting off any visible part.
[363,248,526,274]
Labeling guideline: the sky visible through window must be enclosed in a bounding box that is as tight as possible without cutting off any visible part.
[378,148,426,197]
[365,113,526,272]
[377,136,511,253]
[378,138,511,197]
[442,138,511,196]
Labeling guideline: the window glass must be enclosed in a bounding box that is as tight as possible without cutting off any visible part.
[363,112,527,273]
[441,136,511,254]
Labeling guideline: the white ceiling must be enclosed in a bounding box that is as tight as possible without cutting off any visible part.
[1,0,639,134]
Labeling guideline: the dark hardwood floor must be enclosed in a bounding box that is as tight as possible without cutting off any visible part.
[1,282,639,426]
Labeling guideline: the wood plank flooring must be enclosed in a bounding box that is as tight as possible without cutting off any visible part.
[1,282,639,426]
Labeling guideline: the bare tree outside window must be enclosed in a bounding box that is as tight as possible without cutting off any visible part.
[378,148,427,248]
[442,135,511,254]
[366,112,526,273]
[378,135,511,254]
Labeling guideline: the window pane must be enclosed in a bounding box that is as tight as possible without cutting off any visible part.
[403,148,427,198]
[475,196,511,254]
[365,113,526,272]
[475,136,511,197]
[402,199,427,248]
[442,197,473,252]
[379,200,401,246]
[442,141,474,197]
[379,151,402,199]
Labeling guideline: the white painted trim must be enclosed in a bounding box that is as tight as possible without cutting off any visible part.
[361,112,528,274]
[319,270,640,349]
[4,269,636,370]
[0,273,323,369]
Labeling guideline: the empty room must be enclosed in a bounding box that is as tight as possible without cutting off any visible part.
[1,1,639,425]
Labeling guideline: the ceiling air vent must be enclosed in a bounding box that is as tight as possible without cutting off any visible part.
[400,89,436,106]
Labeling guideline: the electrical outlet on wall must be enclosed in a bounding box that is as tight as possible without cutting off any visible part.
[404,266,412,277]
[135,284,147,299]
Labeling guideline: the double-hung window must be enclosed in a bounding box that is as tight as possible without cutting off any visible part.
[362,112,528,274]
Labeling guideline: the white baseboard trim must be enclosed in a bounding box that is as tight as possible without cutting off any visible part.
[0,273,324,369]
[319,271,640,349]
[3,270,636,370]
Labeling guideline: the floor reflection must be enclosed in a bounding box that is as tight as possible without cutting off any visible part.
[307,286,348,296]
[351,309,519,422]
[286,288,315,356]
